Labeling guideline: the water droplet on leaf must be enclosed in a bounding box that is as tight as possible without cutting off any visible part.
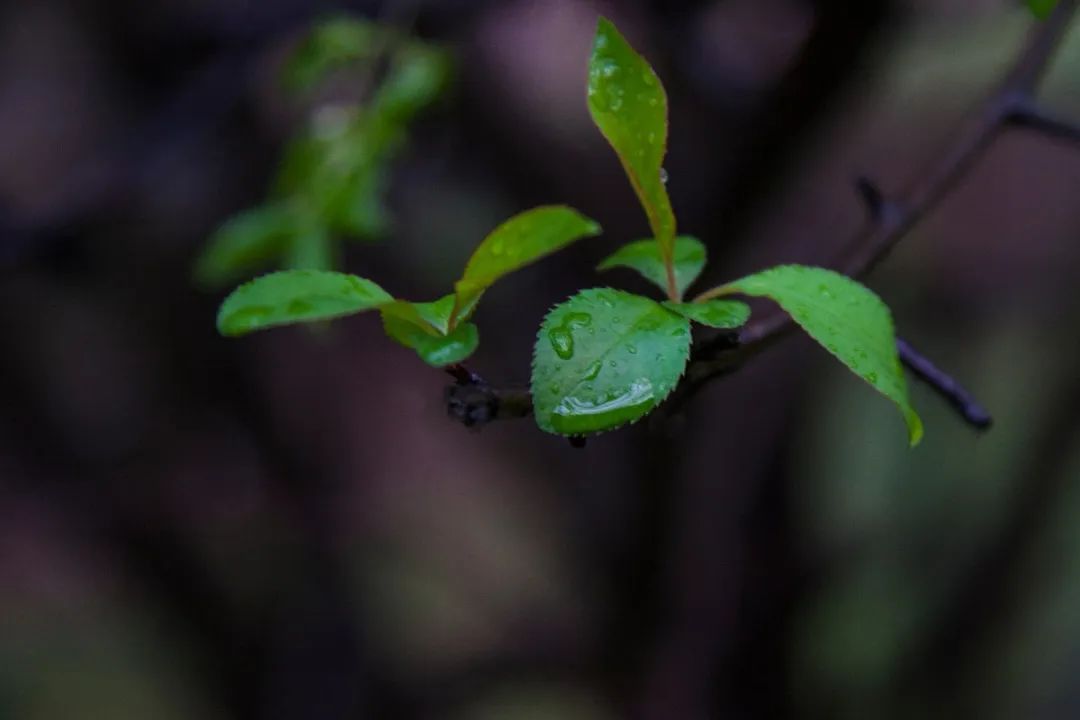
[548,328,574,359]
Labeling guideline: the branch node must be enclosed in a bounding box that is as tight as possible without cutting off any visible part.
[444,365,533,428]
[854,175,905,227]
[1005,99,1080,145]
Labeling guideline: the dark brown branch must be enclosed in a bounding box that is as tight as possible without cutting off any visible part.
[897,338,993,430]
[444,365,531,428]
[444,2,1079,432]
[1005,99,1080,144]
[737,0,1079,348]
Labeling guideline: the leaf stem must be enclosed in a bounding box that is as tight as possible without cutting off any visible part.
[690,284,734,304]
[665,260,680,302]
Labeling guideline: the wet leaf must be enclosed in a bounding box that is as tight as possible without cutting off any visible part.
[380,296,482,366]
[663,299,750,329]
[597,236,706,299]
[719,265,923,446]
[217,270,392,337]
[587,18,676,265]
[531,289,691,436]
[382,312,479,367]
[285,218,335,272]
[455,206,601,321]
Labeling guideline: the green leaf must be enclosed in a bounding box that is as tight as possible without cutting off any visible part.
[587,18,676,265]
[217,270,392,337]
[720,265,923,446]
[194,205,296,288]
[381,306,479,367]
[285,218,336,272]
[531,288,691,435]
[1028,0,1060,19]
[597,236,706,298]
[380,296,453,336]
[284,16,383,91]
[372,45,452,122]
[379,296,481,366]
[454,206,601,318]
[274,116,394,241]
[663,299,750,329]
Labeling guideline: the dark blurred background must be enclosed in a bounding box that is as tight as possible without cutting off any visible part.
[2,0,1080,718]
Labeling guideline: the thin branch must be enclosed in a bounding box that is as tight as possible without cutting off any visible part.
[444,365,531,427]
[446,3,1079,432]
[737,0,1079,347]
[897,338,993,430]
[1006,99,1080,144]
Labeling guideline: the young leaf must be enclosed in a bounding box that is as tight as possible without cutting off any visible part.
[531,288,691,436]
[285,220,335,272]
[373,44,452,121]
[1028,0,1060,19]
[284,17,383,91]
[379,296,482,366]
[717,265,923,446]
[217,270,392,337]
[383,296,455,334]
[663,299,750,329]
[454,206,601,317]
[587,18,676,266]
[194,205,297,288]
[597,236,706,298]
[381,308,480,367]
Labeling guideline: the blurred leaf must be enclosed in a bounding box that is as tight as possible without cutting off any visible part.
[1028,0,1060,19]
[587,18,676,266]
[721,265,923,446]
[194,205,297,288]
[284,217,335,271]
[217,270,392,336]
[199,15,450,288]
[373,44,453,122]
[274,114,394,240]
[663,299,750,328]
[455,206,601,321]
[284,16,383,91]
[531,289,690,435]
[597,236,705,299]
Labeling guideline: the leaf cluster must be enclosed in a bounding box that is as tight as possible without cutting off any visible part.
[214,17,925,446]
[195,17,451,288]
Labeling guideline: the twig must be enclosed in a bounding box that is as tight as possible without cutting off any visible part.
[897,337,993,430]
[739,0,1079,345]
[1006,98,1080,144]
[444,3,1079,432]
[444,365,531,427]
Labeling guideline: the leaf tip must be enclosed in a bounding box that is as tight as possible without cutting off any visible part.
[907,410,925,448]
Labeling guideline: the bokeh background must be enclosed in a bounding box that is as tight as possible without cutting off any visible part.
[2,0,1080,718]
